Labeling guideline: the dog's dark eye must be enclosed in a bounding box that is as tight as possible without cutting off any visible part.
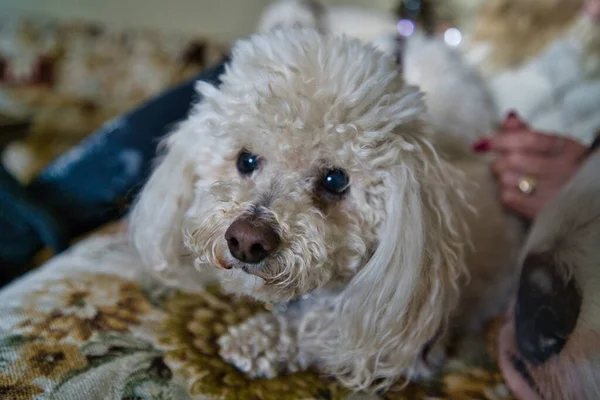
[237,151,260,175]
[322,169,349,195]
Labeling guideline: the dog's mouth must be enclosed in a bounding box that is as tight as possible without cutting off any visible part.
[240,264,276,284]
[497,253,585,400]
[211,252,279,285]
[498,319,545,400]
[215,257,233,270]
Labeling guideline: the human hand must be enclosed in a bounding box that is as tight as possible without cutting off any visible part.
[472,113,589,220]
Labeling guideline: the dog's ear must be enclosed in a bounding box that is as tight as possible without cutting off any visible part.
[128,122,199,279]
[129,78,227,284]
[301,134,472,389]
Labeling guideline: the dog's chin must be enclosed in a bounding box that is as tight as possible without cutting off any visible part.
[207,255,306,303]
[215,268,305,303]
[215,268,267,298]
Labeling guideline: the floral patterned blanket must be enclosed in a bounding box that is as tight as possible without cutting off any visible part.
[0,233,514,400]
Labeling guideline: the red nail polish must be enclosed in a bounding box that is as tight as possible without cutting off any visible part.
[472,139,490,152]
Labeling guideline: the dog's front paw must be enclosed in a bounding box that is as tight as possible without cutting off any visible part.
[217,312,307,379]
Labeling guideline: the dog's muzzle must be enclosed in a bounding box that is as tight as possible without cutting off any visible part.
[225,215,280,264]
[514,253,582,366]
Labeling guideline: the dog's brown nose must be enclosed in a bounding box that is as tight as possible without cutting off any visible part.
[225,217,280,264]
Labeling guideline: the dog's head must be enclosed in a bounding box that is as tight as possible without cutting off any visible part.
[498,152,600,400]
[130,29,471,386]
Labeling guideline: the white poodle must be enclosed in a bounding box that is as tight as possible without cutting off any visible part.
[130,28,523,391]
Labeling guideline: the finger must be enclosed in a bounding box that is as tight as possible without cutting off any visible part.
[500,189,538,220]
[491,156,509,177]
[500,111,528,132]
[499,170,521,188]
[502,152,555,176]
[562,138,590,161]
[488,131,560,154]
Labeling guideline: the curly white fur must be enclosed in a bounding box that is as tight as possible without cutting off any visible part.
[130,29,523,391]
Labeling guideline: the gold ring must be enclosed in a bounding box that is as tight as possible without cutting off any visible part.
[518,175,537,195]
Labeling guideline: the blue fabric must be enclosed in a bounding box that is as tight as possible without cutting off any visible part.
[0,58,228,281]
[0,164,68,283]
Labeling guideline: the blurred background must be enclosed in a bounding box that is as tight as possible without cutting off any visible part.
[0,0,421,184]
[0,0,397,42]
